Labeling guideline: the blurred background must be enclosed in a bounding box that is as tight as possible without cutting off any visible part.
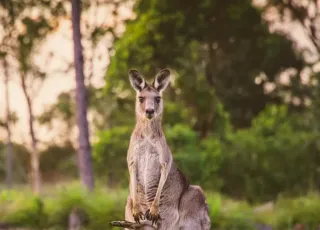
[1,0,320,229]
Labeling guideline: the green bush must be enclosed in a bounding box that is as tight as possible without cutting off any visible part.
[40,142,78,180]
[0,183,127,230]
[1,185,320,230]
[273,193,320,230]
[164,124,204,185]
[93,125,133,188]
[0,142,30,183]
[45,183,127,230]
[0,190,47,229]
[220,105,320,202]
[208,194,257,230]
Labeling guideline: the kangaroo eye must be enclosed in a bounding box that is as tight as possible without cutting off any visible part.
[155,97,161,103]
[138,97,145,103]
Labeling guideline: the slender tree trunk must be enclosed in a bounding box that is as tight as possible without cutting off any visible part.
[71,0,95,191]
[20,73,41,194]
[3,57,13,189]
[68,208,82,230]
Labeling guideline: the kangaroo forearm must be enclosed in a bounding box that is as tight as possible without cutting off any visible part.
[129,163,138,205]
[153,162,170,206]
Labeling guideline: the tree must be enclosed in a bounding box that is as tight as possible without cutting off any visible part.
[0,0,66,194]
[264,0,320,57]
[38,91,76,144]
[37,0,133,143]
[261,0,320,131]
[71,0,94,191]
[0,54,18,189]
[2,56,13,189]
[0,0,16,189]
[105,0,304,134]
[19,63,43,194]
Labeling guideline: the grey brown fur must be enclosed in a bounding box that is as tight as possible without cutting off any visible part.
[125,69,211,230]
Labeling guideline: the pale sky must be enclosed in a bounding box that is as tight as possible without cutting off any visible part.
[0,1,134,148]
[0,1,318,149]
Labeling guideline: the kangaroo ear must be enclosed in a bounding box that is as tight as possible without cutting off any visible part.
[153,69,170,93]
[129,69,146,92]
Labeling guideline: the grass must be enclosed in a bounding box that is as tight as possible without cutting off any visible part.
[0,182,320,229]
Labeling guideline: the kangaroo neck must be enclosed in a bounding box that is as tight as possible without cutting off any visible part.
[134,116,163,138]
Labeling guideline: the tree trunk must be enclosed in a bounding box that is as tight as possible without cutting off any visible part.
[3,57,13,189]
[20,73,41,194]
[68,208,82,230]
[71,0,95,191]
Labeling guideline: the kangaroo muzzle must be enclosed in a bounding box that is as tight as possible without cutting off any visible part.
[145,109,155,119]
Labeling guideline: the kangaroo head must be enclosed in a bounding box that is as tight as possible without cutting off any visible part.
[129,69,170,120]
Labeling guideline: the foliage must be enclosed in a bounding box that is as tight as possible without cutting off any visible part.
[44,184,127,230]
[220,105,320,202]
[274,193,320,230]
[0,183,127,230]
[0,141,77,184]
[105,0,304,131]
[40,142,78,180]
[263,0,320,56]
[1,185,320,229]
[38,92,75,129]
[0,142,30,183]
[93,126,133,187]
[5,103,314,204]
[93,104,320,202]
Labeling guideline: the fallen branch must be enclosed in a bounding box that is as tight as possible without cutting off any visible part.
[110,220,141,229]
[110,220,156,229]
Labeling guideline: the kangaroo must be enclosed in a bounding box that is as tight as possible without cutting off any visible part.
[124,69,211,230]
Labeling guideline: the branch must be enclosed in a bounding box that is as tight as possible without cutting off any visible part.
[110,220,156,229]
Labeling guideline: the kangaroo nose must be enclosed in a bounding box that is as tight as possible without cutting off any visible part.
[146,109,154,116]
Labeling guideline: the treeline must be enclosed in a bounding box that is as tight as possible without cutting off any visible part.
[2,104,319,203]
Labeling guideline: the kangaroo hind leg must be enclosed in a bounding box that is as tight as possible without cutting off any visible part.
[178,185,211,230]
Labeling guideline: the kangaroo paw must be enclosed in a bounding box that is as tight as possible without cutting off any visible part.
[145,207,161,225]
[132,206,144,224]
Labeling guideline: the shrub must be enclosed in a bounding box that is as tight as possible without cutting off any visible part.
[1,185,320,230]
[274,193,320,230]
[0,183,127,230]
[220,105,320,202]
[40,142,78,180]
[93,126,133,187]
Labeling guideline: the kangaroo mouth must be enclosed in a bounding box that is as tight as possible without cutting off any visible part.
[146,114,154,119]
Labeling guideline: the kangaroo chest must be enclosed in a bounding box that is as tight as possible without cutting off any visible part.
[135,137,161,194]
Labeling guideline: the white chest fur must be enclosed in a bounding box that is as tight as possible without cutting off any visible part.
[134,136,161,189]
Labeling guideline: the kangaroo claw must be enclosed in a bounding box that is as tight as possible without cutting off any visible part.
[132,210,144,223]
[145,208,161,225]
